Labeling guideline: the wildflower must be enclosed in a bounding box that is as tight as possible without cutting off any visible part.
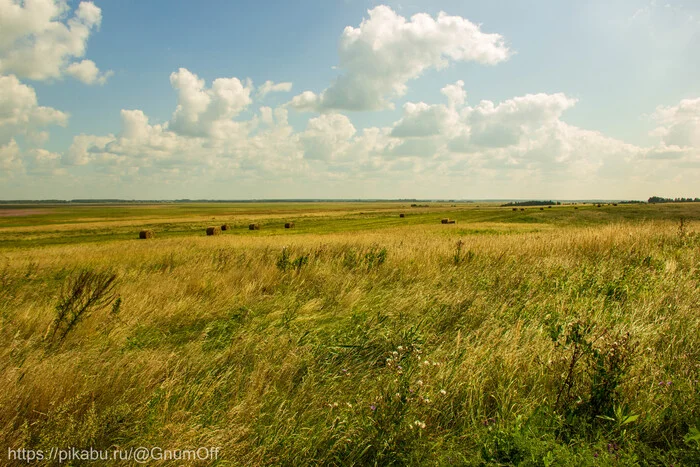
[416,380,423,386]
[333,402,338,408]
[346,402,352,408]
[397,346,404,351]
[666,381,672,386]
[414,420,426,429]
[341,368,348,374]
[440,389,447,395]
[370,404,377,411]
[392,351,399,356]
[423,398,431,404]
[423,360,430,366]
[395,393,401,398]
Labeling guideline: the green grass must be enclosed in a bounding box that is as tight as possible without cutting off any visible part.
[1,202,700,465]
[3,202,700,249]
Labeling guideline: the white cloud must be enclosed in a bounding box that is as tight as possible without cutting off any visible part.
[464,93,578,149]
[50,49,698,196]
[0,0,111,82]
[25,147,65,175]
[65,101,304,183]
[0,138,22,173]
[289,5,510,112]
[391,102,458,138]
[257,80,293,98]
[65,133,113,165]
[169,68,253,138]
[0,73,68,147]
[651,98,700,148]
[300,113,356,161]
[65,59,113,85]
[441,80,466,108]
[65,80,650,188]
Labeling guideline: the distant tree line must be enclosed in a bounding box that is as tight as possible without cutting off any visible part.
[648,196,700,204]
[501,200,561,207]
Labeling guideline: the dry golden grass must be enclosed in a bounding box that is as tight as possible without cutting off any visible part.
[1,211,699,465]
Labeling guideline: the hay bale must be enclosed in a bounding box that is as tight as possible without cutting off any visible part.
[139,229,154,239]
[520,208,525,212]
[597,204,602,207]
[574,207,579,210]
[206,226,221,236]
[249,223,260,230]
[399,213,405,218]
[447,220,456,224]
[540,207,544,211]
[441,218,449,224]
[284,222,295,229]
[220,224,230,231]
[612,203,618,206]
[512,208,518,211]
[548,206,552,208]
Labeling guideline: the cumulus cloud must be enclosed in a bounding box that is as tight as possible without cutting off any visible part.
[0,138,22,173]
[464,93,578,149]
[0,0,112,82]
[257,80,293,98]
[643,98,700,167]
[65,98,305,182]
[169,68,253,138]
[300,113,356,161]
[0,74,68,147]
[289,5,510,112]
[390,102,458,138]
[65,59,113,85]
[441,80,466,108]
[65,75,652,189]
[651,98,700,148]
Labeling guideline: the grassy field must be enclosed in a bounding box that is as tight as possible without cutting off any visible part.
[1,202,700,465]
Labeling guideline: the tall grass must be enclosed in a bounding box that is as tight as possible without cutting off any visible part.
[1,219,699,465]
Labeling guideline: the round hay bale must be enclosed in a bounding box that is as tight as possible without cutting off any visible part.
[249,223,260,230]
[399,213,405,218]
[139,229,154,239]
[574,207,579,210]
[206,226,221,236]
[220,224,230,231]
[520,208,525,212]
[540,207,544,211]
[512,208,518,211]
[548,206,552,208]
[284,222,295,229]
[441,218,449,224]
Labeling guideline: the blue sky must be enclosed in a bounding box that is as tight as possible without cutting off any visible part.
[1,0,699,199]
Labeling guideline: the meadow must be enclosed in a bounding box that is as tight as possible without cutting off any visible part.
[1,201,700,466]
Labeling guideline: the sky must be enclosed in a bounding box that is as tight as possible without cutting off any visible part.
[1,0,699,200]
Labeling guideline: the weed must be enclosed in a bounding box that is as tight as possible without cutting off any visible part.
[548,319,634,429]
[48,270,119,344]
[276,247,309,273]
